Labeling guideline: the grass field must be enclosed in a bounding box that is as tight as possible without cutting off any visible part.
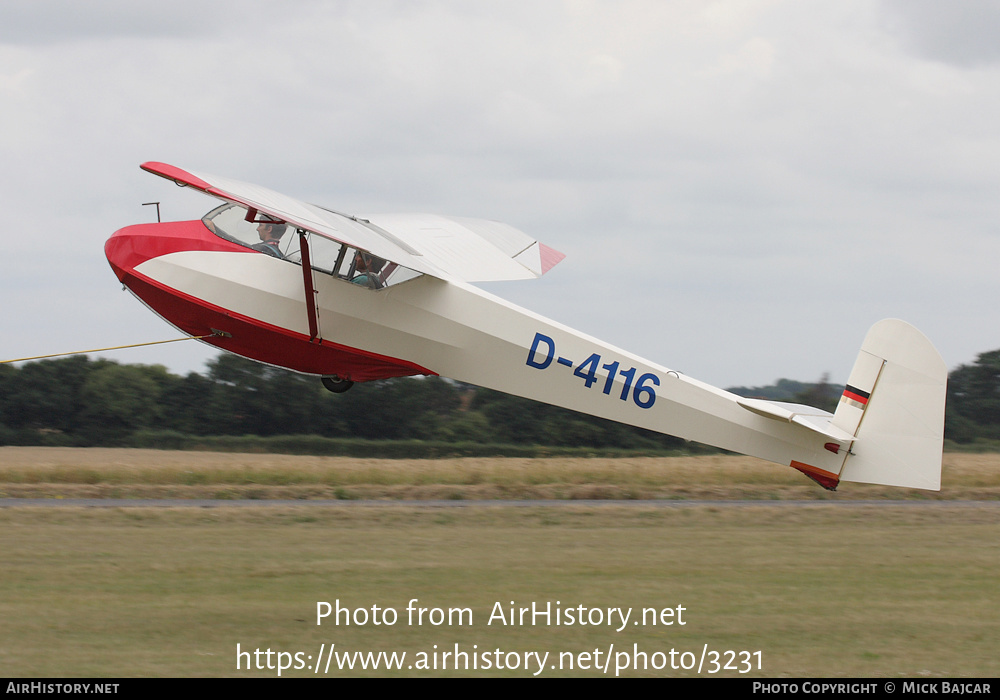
[0,449,997,677]
[1,447,999,500]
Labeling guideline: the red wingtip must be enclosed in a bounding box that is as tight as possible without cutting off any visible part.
[140,162,214,192]
[538,243,566,274]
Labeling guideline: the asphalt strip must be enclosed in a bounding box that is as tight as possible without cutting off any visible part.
[0,499,996,508]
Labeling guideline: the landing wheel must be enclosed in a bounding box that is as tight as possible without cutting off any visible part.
[322,376,354,393]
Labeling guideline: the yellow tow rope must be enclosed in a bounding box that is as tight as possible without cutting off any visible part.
[0,334,216,364]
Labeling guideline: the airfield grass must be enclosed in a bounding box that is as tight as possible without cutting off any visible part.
[0,505,997,677]
[1,447,999,500]
[0,449,997,677]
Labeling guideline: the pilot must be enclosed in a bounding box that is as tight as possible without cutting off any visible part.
[252,218,287,258]
[351,251,387,289]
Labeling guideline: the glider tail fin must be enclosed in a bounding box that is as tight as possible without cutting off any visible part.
[831,319,947,490]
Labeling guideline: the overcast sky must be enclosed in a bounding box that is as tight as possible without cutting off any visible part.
[1,0,998,389]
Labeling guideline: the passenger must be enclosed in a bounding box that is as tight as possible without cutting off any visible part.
[351,251,386,289]
[252,219,287,258]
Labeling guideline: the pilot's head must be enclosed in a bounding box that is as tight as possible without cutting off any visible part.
[257,219,286,242]
[355,251,386,273]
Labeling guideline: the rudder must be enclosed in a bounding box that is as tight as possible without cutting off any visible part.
[833,319,947,490]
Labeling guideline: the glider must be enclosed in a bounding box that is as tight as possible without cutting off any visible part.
[105,162,947,490]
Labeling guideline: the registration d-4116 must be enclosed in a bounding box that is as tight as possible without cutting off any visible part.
[525,332,660,409]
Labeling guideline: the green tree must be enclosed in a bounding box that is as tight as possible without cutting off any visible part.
[0,356,97,433]
[946,350,1000,441]
[76,364,166,444]
[203,354,332,436]
[338,376,461,440]
[791,373,840,414]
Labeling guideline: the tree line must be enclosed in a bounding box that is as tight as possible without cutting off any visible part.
[1,349,997,449]
[0,353,686,450]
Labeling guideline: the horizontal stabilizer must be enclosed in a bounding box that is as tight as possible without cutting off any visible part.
[737,398,857,442]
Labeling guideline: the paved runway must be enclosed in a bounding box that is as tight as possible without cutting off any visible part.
[1,498,996,508]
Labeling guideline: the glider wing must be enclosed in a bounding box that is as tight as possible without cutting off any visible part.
[140,162,564,282]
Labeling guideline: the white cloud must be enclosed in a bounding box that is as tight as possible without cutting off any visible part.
[880,0,1000,67]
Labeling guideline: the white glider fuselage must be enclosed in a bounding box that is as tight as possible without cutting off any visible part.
[132,246,845,479]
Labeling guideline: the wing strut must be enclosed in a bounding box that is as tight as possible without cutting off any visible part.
[297,229,321,341]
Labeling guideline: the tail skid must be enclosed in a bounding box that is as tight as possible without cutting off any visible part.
[832,319,947,490]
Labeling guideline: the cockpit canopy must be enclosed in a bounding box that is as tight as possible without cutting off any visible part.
[203,203,422,289]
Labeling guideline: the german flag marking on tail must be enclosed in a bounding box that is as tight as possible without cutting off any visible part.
[840,384,871,410]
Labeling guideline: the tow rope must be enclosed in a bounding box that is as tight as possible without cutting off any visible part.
[0,334,216,364]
